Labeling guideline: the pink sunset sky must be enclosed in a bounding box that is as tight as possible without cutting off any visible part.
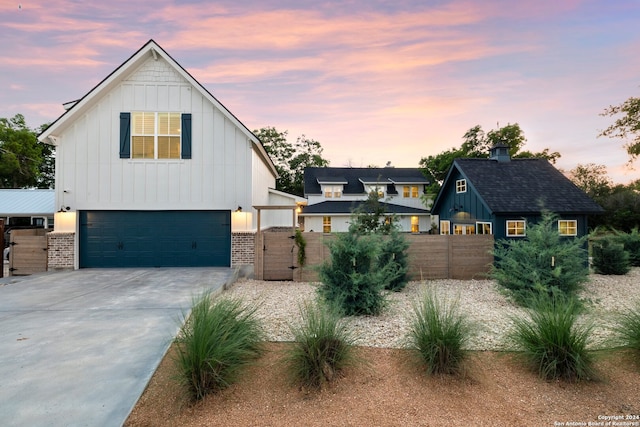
[1,0,638,184]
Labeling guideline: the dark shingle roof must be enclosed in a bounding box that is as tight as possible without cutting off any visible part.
[300,200,430,215]
[454,158,604,214]
[304,167,428,196]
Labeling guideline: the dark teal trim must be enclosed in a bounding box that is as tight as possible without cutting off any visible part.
[119,112,131,158]
[181,113,192,159]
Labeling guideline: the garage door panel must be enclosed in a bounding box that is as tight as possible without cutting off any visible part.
[79,211,230,268]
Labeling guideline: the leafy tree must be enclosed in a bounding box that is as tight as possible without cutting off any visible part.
[568,163,612,200]
[594,184,640,232]
[599,96,640,162]
[420,123,560,194]
[349,189,398,235]
[254,126,329,196]
[0,114,54,188]
[491,212,589,306]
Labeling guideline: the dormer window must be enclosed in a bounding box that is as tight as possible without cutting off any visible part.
[324,185,342,198]
[366,186,384,198]
[456,179,467,193]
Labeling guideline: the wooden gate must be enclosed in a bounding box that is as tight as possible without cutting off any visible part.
[260,231,295,281]
[9,229,48,276]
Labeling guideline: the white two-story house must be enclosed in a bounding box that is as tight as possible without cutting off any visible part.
[38,40,298,270]
[300,167,433,233]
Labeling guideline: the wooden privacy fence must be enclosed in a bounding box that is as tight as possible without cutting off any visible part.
[255,232,494,281]
[8,229,49,276]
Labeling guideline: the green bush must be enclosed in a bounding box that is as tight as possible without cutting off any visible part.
[614,228,640,267]
[592,237,630,275]
[318,232,391,315]
[405,288,473,375]
[283,301,358,390]
[379,230,410,292]
[507,293,595,381]
[492,212,589,305]
[173,294,264,401]
[613,301,640,354]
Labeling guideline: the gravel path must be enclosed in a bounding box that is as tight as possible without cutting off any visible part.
[225,268,640,351]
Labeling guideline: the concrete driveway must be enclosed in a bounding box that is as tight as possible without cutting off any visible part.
[0,268,236,427]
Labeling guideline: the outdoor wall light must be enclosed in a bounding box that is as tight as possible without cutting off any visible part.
[58,205,70,213]
[236,206,242,212]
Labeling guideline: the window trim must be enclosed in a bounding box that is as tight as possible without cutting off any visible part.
[558,220,578,236]
[476,221,492,235]
[456,179,467,193]
[506,220,526,237]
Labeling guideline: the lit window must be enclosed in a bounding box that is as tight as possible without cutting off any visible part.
[558,220,577,236]
[456,179,466,193]
[323,186,342,198]
[411,186,419,198]
[403,186,410,198]
[506,220,526,237]
[454,224,475,235]
[476,222,492,235]
[132,112,181,159]
[440,220,450,235]
[323,216,331,233]
[411,216,419,233]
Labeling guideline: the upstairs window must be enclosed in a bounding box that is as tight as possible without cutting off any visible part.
[132,112,181,159]
[120,112,191,160]
[456,179,467,193]
[403,185,420,198]
[324,186,342,198]
[558,220,577,236]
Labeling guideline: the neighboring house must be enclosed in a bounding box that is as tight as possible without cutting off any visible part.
[300,167,432,233]
[431,143,604,240]
[38,40,297,269]
[0,189,55,229]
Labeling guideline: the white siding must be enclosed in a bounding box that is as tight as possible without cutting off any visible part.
[55,56,263,212]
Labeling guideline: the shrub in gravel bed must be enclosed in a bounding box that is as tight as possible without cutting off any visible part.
[613,300,640,355]
[405,288,474,375]
[492,212,589,306]
[507,293,595,381]
[283,301,358,390]
[592,237,630,275]
[173,294,264,401]
[318,231,391,315]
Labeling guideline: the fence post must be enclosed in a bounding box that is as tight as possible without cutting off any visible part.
[0,219,4,278]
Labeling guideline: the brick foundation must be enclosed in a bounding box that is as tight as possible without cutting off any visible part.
[47,232,75,270]
[232,232,255,266]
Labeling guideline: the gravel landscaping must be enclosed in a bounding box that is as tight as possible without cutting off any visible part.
[226,268,640,351]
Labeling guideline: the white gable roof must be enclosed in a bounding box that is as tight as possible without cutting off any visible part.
[38,39,277,177]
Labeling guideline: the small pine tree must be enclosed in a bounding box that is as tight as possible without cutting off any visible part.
[592,238,630,275]
[318,232,389,315]
[379,230,410,291]
[492,212,589,305]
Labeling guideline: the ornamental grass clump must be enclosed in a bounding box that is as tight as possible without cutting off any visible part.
[406,288,473,375]
[283,301,358,390]
[507,293,595,381]
[613,300,640,355]
[173,293,264,401]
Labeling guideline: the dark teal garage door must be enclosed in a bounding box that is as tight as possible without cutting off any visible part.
[79,211,231,268]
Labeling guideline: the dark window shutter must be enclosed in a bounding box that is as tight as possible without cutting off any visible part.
[119,112,131,158]
[181,113,192,159]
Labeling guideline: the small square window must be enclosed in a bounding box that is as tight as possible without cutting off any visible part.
[456,179,467,193]
[440,220,450,235]
[411,186,419,198]
[558,220,577,236]
[506,220,526,237]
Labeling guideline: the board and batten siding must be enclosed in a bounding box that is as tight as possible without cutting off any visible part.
[56,56,261,214]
